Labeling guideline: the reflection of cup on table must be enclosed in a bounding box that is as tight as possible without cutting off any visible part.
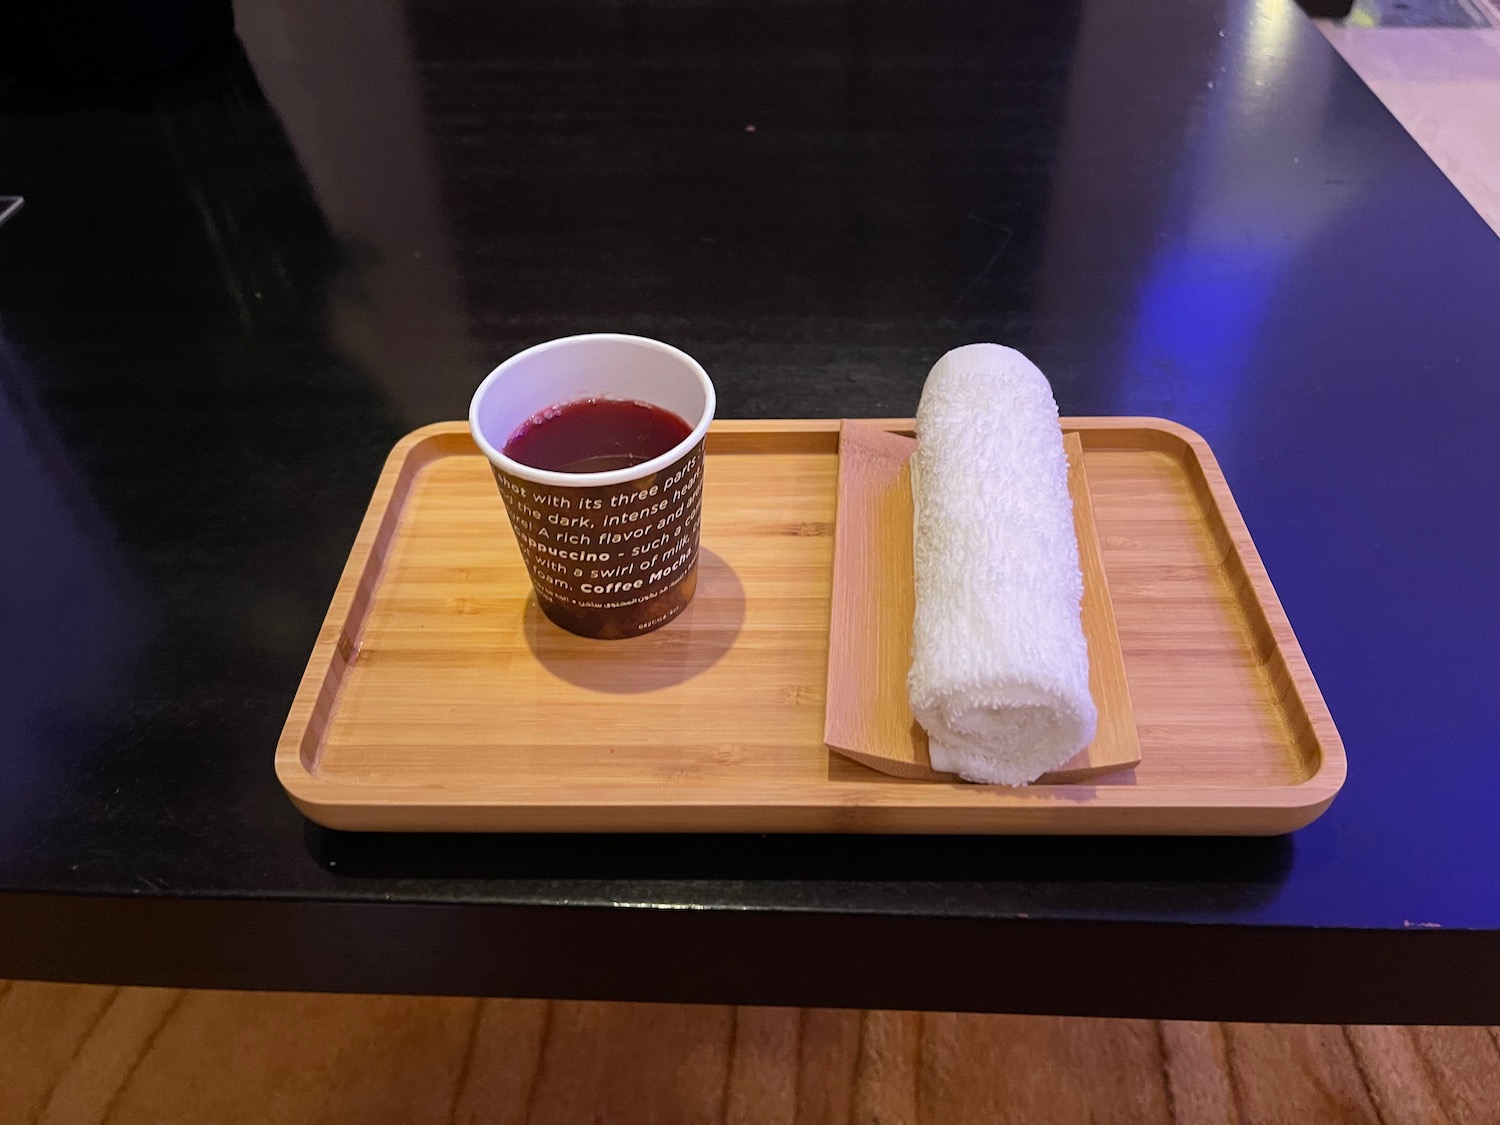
[469,334,716,639]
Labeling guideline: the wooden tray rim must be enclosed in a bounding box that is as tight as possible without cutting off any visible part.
[274,417,1346,832]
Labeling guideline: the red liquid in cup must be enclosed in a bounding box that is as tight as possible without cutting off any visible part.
[502,398,693,473]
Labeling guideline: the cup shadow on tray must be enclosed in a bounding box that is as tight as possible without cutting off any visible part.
[522,548,744,692]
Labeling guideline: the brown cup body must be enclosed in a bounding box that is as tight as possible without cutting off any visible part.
[492,440,705,639]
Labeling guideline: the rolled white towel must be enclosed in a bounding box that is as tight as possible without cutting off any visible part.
[908,344,1097,785]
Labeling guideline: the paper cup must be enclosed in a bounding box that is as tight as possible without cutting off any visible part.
[469,334,716,639]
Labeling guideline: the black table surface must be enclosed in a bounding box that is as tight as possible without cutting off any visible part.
[3,0,1500,1024]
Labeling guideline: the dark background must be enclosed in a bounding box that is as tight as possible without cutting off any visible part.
[0,0,1497,1019]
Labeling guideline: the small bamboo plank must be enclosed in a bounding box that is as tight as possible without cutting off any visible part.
[824,423,1139,784]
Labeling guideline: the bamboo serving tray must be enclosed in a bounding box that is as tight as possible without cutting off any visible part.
[276,419,1345,834]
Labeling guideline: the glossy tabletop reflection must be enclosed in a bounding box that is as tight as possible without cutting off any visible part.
[2,0,1499,1021]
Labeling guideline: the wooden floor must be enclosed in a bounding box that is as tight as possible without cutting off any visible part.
[3,981,1499,1123]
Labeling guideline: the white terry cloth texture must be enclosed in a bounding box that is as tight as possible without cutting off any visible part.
[907,344,1097,785]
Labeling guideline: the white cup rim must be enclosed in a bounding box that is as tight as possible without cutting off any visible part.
[468,333,716,488]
